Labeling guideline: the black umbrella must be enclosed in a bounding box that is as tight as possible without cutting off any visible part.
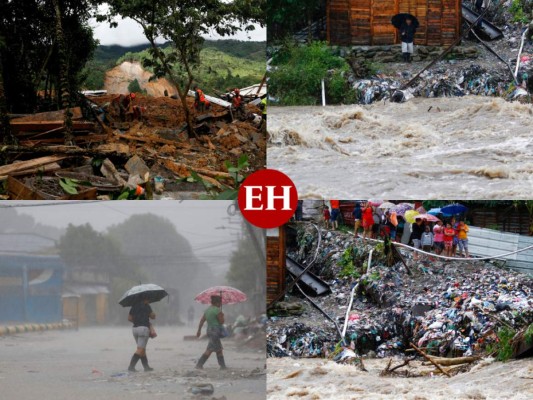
[391,13,419,29]
[119,283,168,307]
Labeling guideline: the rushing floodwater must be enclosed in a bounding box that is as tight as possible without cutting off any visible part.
[268,96,533,199]
[267,357,533,400]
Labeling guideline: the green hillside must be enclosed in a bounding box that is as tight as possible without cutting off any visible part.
[82,40,265,94]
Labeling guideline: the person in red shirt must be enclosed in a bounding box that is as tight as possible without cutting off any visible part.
[443,223,456,257]
[330,199,340,230]
[362,203,374,244]
[323,206,331,229]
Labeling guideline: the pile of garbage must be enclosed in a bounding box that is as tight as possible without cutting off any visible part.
[267,227,532,361]
[0,93,265,200]
[346,63,521,105]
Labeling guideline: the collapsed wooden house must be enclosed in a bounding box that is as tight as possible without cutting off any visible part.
[327,0,461,46]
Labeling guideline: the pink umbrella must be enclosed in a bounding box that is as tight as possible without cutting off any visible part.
[416,206,427,214]
[194,286,247,305]
[367,199,383,206]
[417,214,441,223]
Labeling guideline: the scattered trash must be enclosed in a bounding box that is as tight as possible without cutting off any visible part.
[268,226,532,363]
[190,383,214,395]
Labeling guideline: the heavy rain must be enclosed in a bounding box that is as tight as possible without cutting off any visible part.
[0,201,266,399]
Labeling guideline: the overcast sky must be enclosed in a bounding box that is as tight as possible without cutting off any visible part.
[2,201,251,269]
[90,14,266,47]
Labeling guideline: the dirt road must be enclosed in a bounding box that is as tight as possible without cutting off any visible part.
[0,326,265,399]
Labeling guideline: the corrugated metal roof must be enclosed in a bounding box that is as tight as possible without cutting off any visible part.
[63,284,110,296]
[0,253,64,270]
[0,233,57,254]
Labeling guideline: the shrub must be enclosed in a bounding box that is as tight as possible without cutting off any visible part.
[270,41,351,105]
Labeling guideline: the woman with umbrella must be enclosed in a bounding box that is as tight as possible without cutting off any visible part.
[127,295,156,372]
[120,283,168,372]
[196,295,227,370]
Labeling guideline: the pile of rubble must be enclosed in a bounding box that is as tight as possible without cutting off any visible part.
[0,93,265,200]
[267,227,532,362]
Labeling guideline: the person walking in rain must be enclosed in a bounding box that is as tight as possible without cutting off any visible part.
[127,295,155,372]
[196,295,227,370]
[400,16,417,63]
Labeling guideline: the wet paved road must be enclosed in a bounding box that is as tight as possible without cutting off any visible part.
[0,326,265,399]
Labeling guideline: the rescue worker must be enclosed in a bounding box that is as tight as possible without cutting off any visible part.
[112,92,136,122]
[193,86,208,113]
[231,88,244,119]
[132,105,146,122]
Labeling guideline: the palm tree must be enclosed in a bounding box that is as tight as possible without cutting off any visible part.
[51,0,74,145]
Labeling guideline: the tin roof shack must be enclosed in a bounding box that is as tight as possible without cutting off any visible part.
[0,254,64,323]
[63,266,110,326]
[327,0,461,46]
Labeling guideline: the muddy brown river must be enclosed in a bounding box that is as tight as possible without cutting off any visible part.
[268,96,533,199]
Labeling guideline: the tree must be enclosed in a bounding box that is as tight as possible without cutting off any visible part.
[226,220,265,313]
[0,31,11,144]
[0,1,99,114]
[128,78,143,94]
[99,0,265,138]
[267,0,322,42]
[106,213,213,304]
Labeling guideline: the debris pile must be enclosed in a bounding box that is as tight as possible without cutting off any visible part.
[346,63,517,105]
[267,227,532,363]
[1,93,265,200]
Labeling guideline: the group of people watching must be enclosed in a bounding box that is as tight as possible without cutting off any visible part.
[324,202,470,259]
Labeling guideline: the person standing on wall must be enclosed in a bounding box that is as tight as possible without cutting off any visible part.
[330,200,340,230]
[400,16,417,63]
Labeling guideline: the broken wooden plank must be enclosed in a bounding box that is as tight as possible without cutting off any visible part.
[12,107,83,122]
[115,133,191,148]
[0,155,67,176]
[6,175,97,200]
[20,134,108,147]
[410,342,451,378]
[8,162,61,178]
[10,121,95,133]
[193,168,231,180]
[160,159,229,183]
[426,356,481,366]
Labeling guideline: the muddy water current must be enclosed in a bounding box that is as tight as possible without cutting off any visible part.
[268,96,533,198]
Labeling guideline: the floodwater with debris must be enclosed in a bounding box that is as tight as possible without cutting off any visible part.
[267,357,533,400]
[268,96,533,199]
